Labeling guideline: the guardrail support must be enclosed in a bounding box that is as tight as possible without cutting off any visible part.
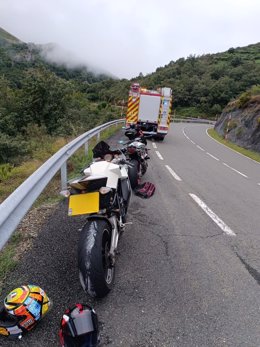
[84,141,89,156]
[61,162,68,191]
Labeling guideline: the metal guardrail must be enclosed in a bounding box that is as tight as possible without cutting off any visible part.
[0,119,124,251]
[172,117,216,125]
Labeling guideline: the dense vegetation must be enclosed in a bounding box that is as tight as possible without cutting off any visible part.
[88,43,260,118]
[0,28,121,165]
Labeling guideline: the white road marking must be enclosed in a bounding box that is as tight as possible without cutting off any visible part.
[152,143,157,149]
[182,128,189,139]
[189,193,236,236]
[183,127,250,180]
[183,128,196,144]
[165,165,182,181]
[206,152,220,161]
[155,151,164,160]
[196,145,205,151]
[222,163,248,178]
[206,128,260,165]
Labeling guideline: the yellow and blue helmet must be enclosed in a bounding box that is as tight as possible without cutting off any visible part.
[0,284,51,339]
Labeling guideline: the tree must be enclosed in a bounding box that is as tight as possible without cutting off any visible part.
[20,68,73,134]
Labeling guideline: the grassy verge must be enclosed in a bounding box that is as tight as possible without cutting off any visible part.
[0,233,22,290]
[0,123,123,292]
[208,128,260,162]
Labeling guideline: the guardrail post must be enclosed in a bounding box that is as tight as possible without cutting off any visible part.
[97,132,100,141]
[84,141,89,156]
[61,162,67,191]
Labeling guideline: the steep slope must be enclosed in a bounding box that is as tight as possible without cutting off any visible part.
[0,27,21,45]
[0,27,111,87]
[215,88,260,152]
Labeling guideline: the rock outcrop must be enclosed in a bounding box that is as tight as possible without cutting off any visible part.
[214,95,260,153]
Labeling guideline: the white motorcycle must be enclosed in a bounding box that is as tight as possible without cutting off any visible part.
[67,141,132,298]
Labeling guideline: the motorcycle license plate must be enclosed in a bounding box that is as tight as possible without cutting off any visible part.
[68,192,99,216]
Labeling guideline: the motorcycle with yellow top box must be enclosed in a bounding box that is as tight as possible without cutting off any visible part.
[67,142,132,298]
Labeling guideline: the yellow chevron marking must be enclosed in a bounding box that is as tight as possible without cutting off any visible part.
[126,96,139,123]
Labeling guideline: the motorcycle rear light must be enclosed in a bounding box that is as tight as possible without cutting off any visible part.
[99,187,112,195]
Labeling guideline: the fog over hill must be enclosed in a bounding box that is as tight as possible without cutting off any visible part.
[38,42,115,77]
[0,26,114,78]
[1,0,260,78]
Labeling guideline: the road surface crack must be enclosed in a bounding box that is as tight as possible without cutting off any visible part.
[235,252,260,286]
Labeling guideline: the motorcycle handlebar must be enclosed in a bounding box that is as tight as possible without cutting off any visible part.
[114,158,134,167]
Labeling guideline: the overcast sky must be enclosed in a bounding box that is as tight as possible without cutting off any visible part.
[0,0,259,79]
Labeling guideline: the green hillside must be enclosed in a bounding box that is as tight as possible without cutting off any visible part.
[89,43,260,117]
[0,27,21,44]
[0,27,110,87]
[0,28,120,165]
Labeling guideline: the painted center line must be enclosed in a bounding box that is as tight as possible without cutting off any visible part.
[223,163,248,178]
[206,152,220,161]
[196,145,205,151]
[155,151,164,160]
[182,128,196,145]
[152,142,157,149]
[189,193,236,236]
[165,165,182,181]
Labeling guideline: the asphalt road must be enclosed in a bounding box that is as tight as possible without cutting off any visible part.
[1,124,260,346]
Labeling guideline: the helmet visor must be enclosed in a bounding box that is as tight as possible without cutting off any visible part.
[70,310,94,336]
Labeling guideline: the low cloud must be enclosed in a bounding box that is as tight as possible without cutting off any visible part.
[39,42,113,76]
[0,0,259,79]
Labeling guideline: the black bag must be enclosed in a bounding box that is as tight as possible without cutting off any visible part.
[92,141,111,158]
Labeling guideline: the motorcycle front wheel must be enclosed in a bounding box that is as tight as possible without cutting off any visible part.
[128,159,139,189]
[78,219,114,298]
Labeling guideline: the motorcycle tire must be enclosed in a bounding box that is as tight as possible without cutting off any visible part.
[78,219,114,298]
[141,161,148,176]
[128,159,139,189]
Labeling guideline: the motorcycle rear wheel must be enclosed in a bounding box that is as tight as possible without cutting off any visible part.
[128,159,139,189]
[78,219,114,298]
[141,160,148,175]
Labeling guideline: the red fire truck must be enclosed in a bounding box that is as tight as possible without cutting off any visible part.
[126,83,172,140]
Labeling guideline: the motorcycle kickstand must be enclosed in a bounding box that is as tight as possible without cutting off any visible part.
[119,220,133,230]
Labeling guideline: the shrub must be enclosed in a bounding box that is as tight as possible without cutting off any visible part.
[251,85,260,96]
[238,91,251,108]
[0,133,28,164]
[235,127,244,138]
[0,163,14,181]
[228,119,238,130]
